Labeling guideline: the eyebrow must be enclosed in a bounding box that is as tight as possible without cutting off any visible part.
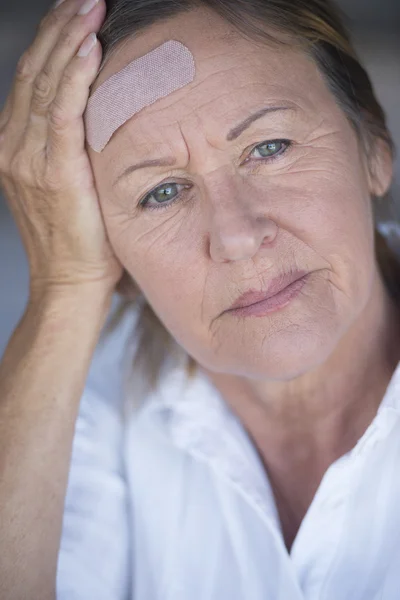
[112,105,294,188]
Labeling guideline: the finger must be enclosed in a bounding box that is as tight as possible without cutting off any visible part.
[7,0,86,139]
[0,89,15,169]
[0,88,14,131]
[47,34,102,162]
[23,1,106,156]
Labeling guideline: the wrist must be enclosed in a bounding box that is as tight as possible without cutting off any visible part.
[27,281,115,328]
[29,279,114,306]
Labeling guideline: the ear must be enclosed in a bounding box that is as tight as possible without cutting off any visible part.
[366,138,394,197]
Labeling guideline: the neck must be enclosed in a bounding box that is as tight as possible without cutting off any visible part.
[202,263,400,479]
[201,265,400,552]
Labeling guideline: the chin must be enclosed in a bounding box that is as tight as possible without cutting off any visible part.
[196,317,342,381]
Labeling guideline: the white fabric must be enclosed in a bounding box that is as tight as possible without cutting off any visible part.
[56,350,400,599]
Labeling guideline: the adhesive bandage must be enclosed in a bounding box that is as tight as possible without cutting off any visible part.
[84,40,196,152]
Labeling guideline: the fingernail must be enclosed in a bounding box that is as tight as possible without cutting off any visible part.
[77,32,97,57]
[78,0,99,15]
[53,0,67,8]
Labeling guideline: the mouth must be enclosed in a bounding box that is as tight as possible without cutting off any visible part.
[227,269,310,312]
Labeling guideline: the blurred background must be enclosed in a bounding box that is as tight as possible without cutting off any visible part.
[0,0,399,358]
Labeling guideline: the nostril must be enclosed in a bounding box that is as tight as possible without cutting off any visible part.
[261,234,277,249]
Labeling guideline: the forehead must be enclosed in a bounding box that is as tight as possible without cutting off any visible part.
[90,8,341,149]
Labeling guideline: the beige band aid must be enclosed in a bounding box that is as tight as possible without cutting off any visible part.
[84,40,196,153]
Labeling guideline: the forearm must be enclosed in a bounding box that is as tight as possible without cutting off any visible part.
[0,287,113,600]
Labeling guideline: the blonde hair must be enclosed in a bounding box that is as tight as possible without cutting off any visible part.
[98,0,399,399]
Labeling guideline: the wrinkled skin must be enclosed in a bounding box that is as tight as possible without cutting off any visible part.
[88,7,399,548]
[89,7,393,382]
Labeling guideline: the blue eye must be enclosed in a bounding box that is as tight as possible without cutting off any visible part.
[139,182,188,211]
[250,139,289,159]
[139,139,292,211]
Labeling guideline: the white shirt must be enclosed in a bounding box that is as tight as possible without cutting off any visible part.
[56,312,400,599]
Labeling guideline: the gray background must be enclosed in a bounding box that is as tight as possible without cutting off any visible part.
[0,0,399,357]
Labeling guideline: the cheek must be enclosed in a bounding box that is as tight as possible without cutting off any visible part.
[252,149,375,295]
[102,204,207,322]
[98,137,375,342]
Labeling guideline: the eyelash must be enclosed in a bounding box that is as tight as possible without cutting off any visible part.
[138,139,293,212]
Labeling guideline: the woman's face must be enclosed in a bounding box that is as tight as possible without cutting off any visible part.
[88,8,392,380]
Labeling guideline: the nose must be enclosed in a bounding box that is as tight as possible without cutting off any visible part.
[206,176,279,263]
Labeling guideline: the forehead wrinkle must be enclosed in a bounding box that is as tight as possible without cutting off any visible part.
[157,77,314,130]
[109,96,316,191]
[97,38,321,154]
[106,59,327,189]
[113,83,307,151]
[103,52,291,142]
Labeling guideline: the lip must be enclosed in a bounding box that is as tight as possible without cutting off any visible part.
[228,269,309,311]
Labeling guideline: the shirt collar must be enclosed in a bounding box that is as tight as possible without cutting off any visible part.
[140,360,283,529]
[349,358,400,457]
[137,357,400,522]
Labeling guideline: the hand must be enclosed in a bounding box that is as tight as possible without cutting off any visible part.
[0,0,124,298]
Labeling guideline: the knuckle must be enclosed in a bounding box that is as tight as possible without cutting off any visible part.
[49,98,70,132]
[49,65,75,130]
[9,152,27,181]
[59,26,77,53]
[15,50,35,84]
[33,71,54,107]
[10,149,46,191]
[10,151,34,186]
[61,68,76,93]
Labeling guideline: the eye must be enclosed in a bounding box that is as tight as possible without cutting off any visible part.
[139,182,190,211]
[248,139,291,161]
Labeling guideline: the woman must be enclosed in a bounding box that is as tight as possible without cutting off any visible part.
[1,0,400,597]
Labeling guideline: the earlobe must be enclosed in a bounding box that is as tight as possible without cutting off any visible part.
[367,138,393,198]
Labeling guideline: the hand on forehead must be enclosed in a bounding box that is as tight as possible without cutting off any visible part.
[84,40,196,153]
